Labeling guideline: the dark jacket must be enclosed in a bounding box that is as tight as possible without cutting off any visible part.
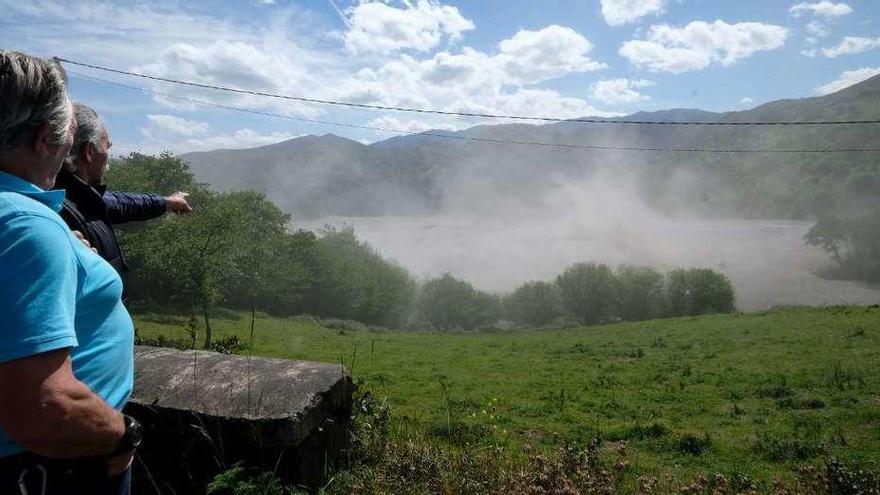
[53,168,167,277]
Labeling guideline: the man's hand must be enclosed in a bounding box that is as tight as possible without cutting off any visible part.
[72,230,97,253]
[106,450,134,477]
[164,191,193,214]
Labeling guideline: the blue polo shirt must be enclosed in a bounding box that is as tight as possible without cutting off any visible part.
[0,171,134,457]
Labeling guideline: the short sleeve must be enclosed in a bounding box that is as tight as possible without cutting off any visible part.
[0,215,78,363]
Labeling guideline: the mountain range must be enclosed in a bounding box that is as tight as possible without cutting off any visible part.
[182,74,880,220]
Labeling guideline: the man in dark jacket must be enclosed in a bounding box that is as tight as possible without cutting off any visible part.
[55,103,192,278]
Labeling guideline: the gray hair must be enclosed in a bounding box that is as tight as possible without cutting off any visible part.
[0,51,72,157]
[64,102,106,171]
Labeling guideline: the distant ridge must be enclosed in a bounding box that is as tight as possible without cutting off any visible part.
[182,75,880,219]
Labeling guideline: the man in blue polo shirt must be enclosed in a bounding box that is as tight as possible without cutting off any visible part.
[0,51,140,494]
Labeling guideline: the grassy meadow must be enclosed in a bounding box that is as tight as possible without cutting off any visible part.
[133,306,880,489]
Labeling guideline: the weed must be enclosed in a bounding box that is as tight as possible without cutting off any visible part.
[753,431,825,462]
[211,335,245,355]
[622,347,645,359]
[611,422,669,441]
[827,363,866,391]
[757,374,794,399]
[674,433,712,456]
[777,397,826,410]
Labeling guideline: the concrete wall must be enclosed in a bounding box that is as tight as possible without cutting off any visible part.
[125,346,354,493]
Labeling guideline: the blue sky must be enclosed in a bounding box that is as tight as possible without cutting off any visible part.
[1,0,878,154]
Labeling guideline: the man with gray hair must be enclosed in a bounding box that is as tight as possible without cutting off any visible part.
[54,102,192,278]
[0,51,139,494]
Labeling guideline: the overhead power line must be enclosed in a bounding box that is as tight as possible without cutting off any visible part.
[58,57,880,127]
[68,71,880,154]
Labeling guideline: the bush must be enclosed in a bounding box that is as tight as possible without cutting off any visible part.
[503,281,562,327]
[415,274,500,330]
[675,433,712,456]
[615,265,666,321]
[667,268,736,316]
[207,464,289,495]
[309,226,416,327]
[555,262,618,325]
[210,335,245,355]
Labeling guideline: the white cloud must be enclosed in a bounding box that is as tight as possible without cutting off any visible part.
[821,36,880,57]
[332,26,616,125]
[801,48,819,57]
[805,21,829,38]
[2,2,617,144]
[1,1,343,119]
[175,129,299,152]
[814,67,880,95]
[132,39,336,118]
[495,25,607,84]
[600,0,665,26]
[367,116,458,133]
[790,2,853,18]
[739,97,755,105]
[344,0,475,55]
[138,114,296,153]
[141,115,209,141]
[619,20,788,73]
[590,79,655,104]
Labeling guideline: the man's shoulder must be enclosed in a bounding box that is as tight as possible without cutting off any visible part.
[0,191,64,220]
[0,192,73,240]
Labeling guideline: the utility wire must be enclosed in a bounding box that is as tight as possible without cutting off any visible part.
[69,71,880,154]
[68,71,880,154]
[59,57,880,127]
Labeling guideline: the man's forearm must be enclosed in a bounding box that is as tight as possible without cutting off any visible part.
[26,382,126,458]
[5,378,126,458]
[0,349,126,458]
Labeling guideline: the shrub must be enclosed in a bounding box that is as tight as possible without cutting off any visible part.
[310,226,416,327]
[503,281,562,326]
[207,464,288,495]
[615,265,666,321]
[555,262,618,325]
[415,274,500,330]
[210,335,245,355]
[675,433,712,456]
[753,432,826,462]
[667,268,736,316]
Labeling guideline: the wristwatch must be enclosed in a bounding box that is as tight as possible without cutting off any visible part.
[110,414,144,456]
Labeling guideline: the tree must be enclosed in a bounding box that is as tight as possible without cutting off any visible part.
[309,226,415,327]
[415,274,500,330]
[805,215,850,262]
[615,265,666,321]
[107,152,202,196]
[503,281,562,327]
[667,268,735,316]
[555,262,617,325]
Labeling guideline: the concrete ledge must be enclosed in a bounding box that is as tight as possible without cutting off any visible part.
[126,345,354,493]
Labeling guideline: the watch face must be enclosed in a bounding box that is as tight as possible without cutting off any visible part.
[128,416,144,447]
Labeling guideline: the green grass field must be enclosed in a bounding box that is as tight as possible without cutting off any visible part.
[133,306,880,485]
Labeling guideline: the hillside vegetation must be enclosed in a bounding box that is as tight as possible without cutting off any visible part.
[135,305,880,492]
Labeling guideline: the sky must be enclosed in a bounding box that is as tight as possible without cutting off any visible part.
[1,0,878,154]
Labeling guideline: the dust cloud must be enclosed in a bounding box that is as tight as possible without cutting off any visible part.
[301,172,880,311]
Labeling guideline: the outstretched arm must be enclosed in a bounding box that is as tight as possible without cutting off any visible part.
[104,191,191,224]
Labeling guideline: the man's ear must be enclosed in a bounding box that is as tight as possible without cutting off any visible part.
[83,140,93,163]
[33,122,54,158]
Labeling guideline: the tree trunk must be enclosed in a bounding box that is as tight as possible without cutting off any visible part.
[202,303,213,350]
